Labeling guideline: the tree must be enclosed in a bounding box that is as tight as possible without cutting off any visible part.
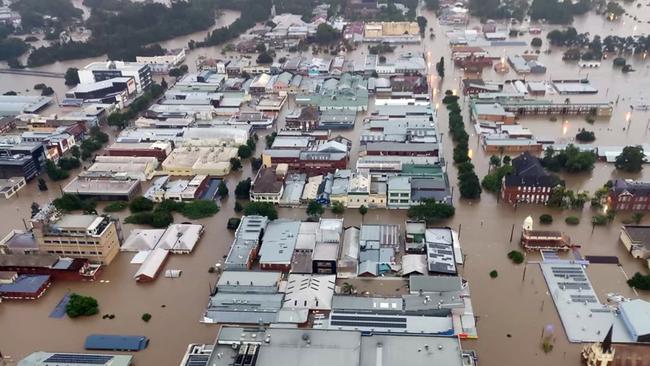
[142,313,152,322]
[129,196,154,213]
[230,158,242,171]
[160,78,168,90]
[341,282,355,294]
[592,214,608,226]
[243,202,278,220]
[217,180,229,199]
[331,201,345,214]
[256,51,273,64]
[104,201,128,212]
[53,194,96,213]
[41,87,54,96]
[107,112,126,129]
[307,200,324,218]
[503,155,511,165]
[238,145,252,159]
[531,37,543,47]
[251,157,263,171]
[37,178,48,191]
[235,178,252,199]
[627,272,650,290]
[459,172,482,199]
[30,202,40,218]
[57,157,81,171]
[489,270,498,278]
[489,155,502,169]
[265,132,277,148]
[255,42,266,53]
[359,205,368,217]
[66,293,99,318]
[70,145,81,159]
[181,200,219,219]
[407,200,455,223]
[615,146,645,172]
[436,57,444,77]
[45,160,69,181]
[315,23,339,44]
[64,67,80,85]
[632,213,644,224]
[416,16,427,35]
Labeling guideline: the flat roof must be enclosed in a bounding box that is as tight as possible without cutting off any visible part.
[359,334,464,366]
[54,215,102,230]
[84,335,149,351]
[259,220,300,265]
[216,271,282,290]
[18,352,134,366]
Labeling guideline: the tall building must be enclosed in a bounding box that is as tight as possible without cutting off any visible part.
[31,205,121,265]
[501,151,558,205]
[78,61,152,92]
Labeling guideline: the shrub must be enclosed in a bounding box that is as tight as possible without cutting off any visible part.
[234,201,244,212]
[141,313,152,322]
[104,201,128,212]
[507,250,525,264]
[331,201,345,214]
[53,194,96,213]
[627,272,650,290]
[129,197,154,213]
[539,214,553,224]
[575,129,595,142]
[489,270,498,278]
[565,216,580,225]
[66,293,99,318]
[227,217,241,230]
[591,214,608,226]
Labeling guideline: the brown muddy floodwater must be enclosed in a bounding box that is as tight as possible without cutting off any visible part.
[2,3,650,366]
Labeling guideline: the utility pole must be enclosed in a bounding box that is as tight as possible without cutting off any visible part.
[509,223,515,243]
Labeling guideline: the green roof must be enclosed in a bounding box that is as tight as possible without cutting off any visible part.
[400,164,444,177]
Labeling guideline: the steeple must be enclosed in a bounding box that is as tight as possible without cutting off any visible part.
[602,325,613,353]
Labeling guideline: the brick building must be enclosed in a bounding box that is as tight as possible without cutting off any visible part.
[608,179,650,211]
[501,152,558,205]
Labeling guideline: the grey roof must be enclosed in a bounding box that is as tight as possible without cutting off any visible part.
[224,216,269,270]
[622,225,650,250]
[332,295,403,312]
[364,142,438,153]
[359,224,400,249]
[327,310,454,334]
[388,176,411,192]
[204,292,284,324]
[216,271,281,293]
[359,334,464,366]
[259,219,300,265]
[0,274,49,293]
[620,299,650,337]
[409,275,462,293]
[358,260,378,276]
[283,274,336,310]
[424,229,457,275]
[254,329,361,366]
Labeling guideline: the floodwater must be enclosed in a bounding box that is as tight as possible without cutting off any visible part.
[2,3,650,366]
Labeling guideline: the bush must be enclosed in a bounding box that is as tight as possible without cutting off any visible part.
[230,158,242,171]
[234,201,244,212]
[251,157,263,171]
[217,181,229,199]
[129,197,155,213]
[489,270,498,278]
[565,216,580,225]
[45,159,69,181]
[575,128,595,142]
[591,214,608,226]
[539,214,553,224]
[66,293,99,318]
[181,200,219,219]
[508,250,525,264]
[141,313,152,322]
[235,178,252,199]
[238,145,252,158]
[57,157,81,170]
[531,37,543,47]
[104,201,128,212]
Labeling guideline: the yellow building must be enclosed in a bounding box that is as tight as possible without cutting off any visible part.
[31,206,121,265]
[364,22,420,38]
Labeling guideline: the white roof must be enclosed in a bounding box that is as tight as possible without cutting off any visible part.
[401,254,427,275]
[134,248,169,281]
[121,229,165,252]
[621,299,650,337]
[156,224,203,252]
[283,274,336,310]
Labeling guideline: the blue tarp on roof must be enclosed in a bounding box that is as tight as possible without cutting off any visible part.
[84,335,149,351]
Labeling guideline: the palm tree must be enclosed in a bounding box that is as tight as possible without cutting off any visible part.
[358,205,368,223]
[632,212,644,224]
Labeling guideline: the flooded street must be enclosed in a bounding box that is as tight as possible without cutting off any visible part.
[2,3,650,366]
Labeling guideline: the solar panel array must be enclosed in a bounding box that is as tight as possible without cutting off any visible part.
[44,354,113,365]
[330,313,408,329]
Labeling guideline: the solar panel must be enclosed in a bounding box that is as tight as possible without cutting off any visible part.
[331,320,408,328]
[185,354,210,366]
[45,353,113,364]
[331,314,407,323]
